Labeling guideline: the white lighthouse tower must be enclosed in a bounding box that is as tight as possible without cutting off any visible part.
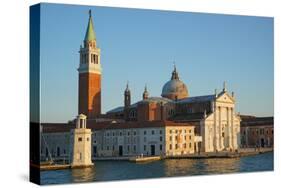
[70,114,93,168]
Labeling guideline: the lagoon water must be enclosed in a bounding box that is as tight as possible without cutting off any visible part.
[41,152,273,185]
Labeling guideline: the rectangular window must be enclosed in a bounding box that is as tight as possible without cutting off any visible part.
[170,144,172,150]
[78,137,82,142]
[189,143,192,148]
[127,145,130,152]
[170,130,172,134]
[87,137,89,141]
[80,119,83,128]
[144,145,146,151]
[175,144,178,149]
[160,130,162,134]
[134,145,136,151]
[160,144,162,151]
[52,148,56,156]
[170,136,172,141]
[184,143,187,148]
[134,131,136,135]
[144,131,146,135]
[152,130,155,135]
[160,136,162,142]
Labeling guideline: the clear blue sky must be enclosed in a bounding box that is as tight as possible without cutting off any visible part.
[38,3,273,123]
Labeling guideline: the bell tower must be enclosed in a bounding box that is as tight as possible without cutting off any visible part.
[124,82,131,120]
[142,84,149,100]
[78,10,101,118]
[124,82,131,108]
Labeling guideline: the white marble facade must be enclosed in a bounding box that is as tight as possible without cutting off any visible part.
[200,91,241,152]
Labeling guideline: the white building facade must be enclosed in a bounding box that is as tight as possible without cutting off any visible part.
[200,91,241,152]
[41,121,196,161]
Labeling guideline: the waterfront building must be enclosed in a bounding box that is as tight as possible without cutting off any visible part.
[107,74,241,152]
[240,116,274,148]
[41,120,196,159]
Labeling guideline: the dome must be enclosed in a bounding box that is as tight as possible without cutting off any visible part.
[161,65,188,100]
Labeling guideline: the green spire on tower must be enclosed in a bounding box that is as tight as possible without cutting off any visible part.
[84,10,96,42]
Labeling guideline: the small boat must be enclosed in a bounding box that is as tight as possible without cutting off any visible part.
[129,156,161,163]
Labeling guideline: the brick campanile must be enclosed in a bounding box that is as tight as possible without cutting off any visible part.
[78,10,101,118]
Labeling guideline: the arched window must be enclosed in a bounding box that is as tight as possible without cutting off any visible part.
[95,55,98,64]
[57,147,60,157]
[129,110,136,118]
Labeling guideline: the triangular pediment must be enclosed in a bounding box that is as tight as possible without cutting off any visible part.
[216,91,235,103]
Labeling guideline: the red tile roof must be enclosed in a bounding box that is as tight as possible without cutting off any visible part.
[41,120,195,133]
[241,116,273,127]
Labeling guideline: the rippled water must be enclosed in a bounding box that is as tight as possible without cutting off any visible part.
[41,152,273,185]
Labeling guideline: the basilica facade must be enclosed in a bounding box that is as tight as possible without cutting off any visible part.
[41,11,241,162]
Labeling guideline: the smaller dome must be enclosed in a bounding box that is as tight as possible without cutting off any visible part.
[161,65,188,100]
